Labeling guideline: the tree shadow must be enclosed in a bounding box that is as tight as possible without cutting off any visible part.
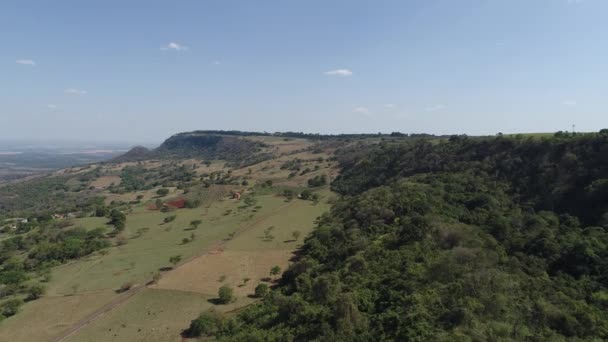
[158,266,173,272]
[207,298,225,305]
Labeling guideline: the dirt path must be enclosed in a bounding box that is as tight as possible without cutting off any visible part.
[51,285,144,342]
[50,199,296,342]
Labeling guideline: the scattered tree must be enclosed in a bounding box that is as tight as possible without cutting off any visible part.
[217,285,234,304]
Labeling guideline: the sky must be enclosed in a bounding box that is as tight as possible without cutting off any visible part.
[1,0,607,143]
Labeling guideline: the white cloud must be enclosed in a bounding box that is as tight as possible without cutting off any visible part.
[325,69,353,77]
[353,106,370,115]
[47,104,57,110]
[161,42,189,51]
[65,88,87,95]
[562,100,577,106]
[425,104,445,112]
[384,104,395,109]
[16,59,35,66]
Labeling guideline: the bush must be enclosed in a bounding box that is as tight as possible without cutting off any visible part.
[1,299,23,317]
[300,190,312,200]
[26,284,45,301]
[169,255,182,266]
[157,188,170,196]
[254,283,269,298]
[217,285,234,304]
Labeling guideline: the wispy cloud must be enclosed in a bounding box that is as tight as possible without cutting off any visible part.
[47,104,57,110]
[16,59,35,66]
[384,103,395,109]
[212,60,221,65]
[567,0,584,4]
[562,100,577,106]
[161,42,189,51]
[353,106,370,115]
[65,88,87,95]
[325,69,353,77]
[425,104,445,112]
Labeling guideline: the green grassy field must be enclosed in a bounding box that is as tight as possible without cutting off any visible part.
[65,288,227,342]
[0,290,117,342]
[47,195,286,295]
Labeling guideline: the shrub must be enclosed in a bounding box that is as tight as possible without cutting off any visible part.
[169,255,182,266]
[217,285,234,304]
[0,299,23,317]
[26,284,45,301]
[117,281,134,293]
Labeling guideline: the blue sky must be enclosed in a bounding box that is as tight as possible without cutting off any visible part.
[1,0,607,142]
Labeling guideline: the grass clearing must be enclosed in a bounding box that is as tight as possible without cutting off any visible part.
[65,288,251,342]
[0,290,116,342]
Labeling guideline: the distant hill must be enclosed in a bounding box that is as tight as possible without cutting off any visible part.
[111,145,151,162]
[112,132,269,166]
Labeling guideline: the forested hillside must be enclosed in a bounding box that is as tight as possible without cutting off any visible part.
[186,131,608,341]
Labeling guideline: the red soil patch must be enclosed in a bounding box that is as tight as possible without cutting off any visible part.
[166,198,186,209]
[148,198,186,210]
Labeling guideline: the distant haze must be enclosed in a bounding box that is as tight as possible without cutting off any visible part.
[2,0,607,141]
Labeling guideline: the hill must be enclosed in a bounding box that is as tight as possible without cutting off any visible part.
[112,132,270,166]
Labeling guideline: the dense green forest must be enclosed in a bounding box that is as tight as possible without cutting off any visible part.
[185,131,608,341]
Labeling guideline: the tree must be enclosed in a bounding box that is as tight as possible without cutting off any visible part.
[95,207,107,217]
[190,219,202,229]
[184,309,224,337]
[157,188,170,196]
[270,265,281,278]
[292,230,301,241]
[109,209,126,231]
[169,254,182,267]
[254,283,269,298]
[217,285,234,304]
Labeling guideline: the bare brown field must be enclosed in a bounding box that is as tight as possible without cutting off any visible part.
[152,249,291,296]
